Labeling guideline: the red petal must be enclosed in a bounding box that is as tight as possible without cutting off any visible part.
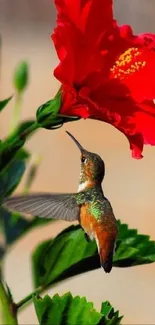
[59,87,90,118]
[89,96,155,158]
[52,0,114,85]
[133,103,155,145]
[110,30,155,102]
[126,134,143,159]
[52,0,155,158]
[61,104,90,118]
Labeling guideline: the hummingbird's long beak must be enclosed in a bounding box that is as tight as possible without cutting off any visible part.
[66,131,84,152]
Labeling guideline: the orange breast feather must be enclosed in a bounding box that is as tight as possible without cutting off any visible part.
[80,203,100,237]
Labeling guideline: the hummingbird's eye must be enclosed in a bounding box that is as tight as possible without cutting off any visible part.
[81,156,87,163]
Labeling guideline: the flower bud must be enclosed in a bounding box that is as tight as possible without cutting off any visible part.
[13,61,29,93]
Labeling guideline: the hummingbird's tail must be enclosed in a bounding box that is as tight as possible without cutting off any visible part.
[100,248,114,273]
[96,233,116,273]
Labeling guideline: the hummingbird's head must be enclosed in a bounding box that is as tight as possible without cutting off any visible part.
[66,131,105,191]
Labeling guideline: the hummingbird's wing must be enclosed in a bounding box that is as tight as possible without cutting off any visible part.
[3,193,80,221]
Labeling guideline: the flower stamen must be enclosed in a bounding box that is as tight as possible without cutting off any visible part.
[110,47,146,80]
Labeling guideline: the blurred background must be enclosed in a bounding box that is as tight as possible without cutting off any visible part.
[1,0,155,323]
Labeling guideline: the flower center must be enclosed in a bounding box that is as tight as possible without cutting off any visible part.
[110,47,146,80]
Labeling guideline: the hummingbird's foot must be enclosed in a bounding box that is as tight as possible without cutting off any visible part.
[84,232,90,242]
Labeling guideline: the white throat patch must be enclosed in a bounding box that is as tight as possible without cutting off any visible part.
[78,181,89,192]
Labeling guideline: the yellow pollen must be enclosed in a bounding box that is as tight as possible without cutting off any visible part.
[110,47,146,80]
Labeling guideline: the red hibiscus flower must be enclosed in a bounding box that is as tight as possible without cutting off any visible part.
[52,0,155,158]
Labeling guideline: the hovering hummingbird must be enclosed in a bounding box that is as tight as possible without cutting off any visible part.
[4,131,118,273]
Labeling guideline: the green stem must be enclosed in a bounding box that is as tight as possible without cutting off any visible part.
[19,120,40,140]
[16,285,44,310]
[10,93,22,134]
[0,282,18,325]
[0,260,4,282]
[23,153,41,194]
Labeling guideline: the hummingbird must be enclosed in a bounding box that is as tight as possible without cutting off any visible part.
[4,131,118,273]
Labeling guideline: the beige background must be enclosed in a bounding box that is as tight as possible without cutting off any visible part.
[1,0,155,324]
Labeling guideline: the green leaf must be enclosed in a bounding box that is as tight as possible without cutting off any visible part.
[33,293,122,325]
[13,61,29,93]
[0,207,51,247]
[0,144,29,200]
[32,225,97,288]
[101,301,123,325]
[0,281,17,325]
[0,137,25,172]
[32,221,155,288]
[15,148,30,160]
[114,220,155,266]
[0,96,13,112]
[0,157,26,199]
[0,148,30,254]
